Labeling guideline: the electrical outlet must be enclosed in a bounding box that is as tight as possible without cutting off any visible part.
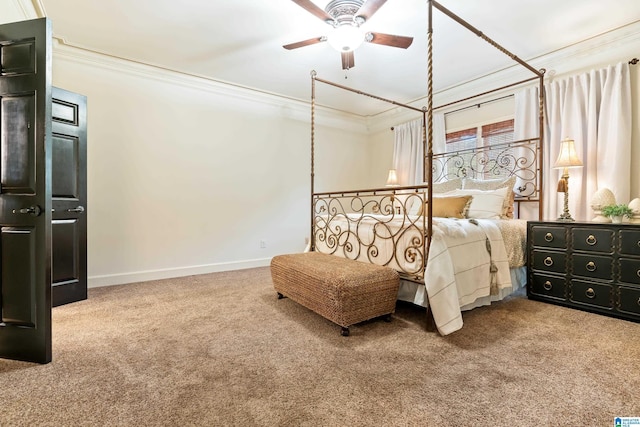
[260,240,267,249]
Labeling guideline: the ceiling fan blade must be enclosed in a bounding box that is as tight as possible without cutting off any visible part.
[366,32,413,49]
[356,0,388,21]
[291,0,334,24]
[283,36,326,50]
[341,51,355,70]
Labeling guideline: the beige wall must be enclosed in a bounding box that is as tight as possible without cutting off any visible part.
[51,46,370,286]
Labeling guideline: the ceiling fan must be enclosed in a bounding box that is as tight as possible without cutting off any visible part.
[283,0,413,70]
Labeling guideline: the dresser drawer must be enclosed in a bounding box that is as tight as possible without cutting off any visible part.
[619,286,640,316]
[529,273,566,300]
[620,230,640,256]
[620,258,640,285]
[572,253,613,281]
[527,221,640,323]
[530,225,566,249]
[570,280,614,309]
[530,250,566,274]
[572,228,613,253]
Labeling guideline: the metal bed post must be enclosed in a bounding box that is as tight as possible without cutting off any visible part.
[538,73,545,220]
[310,70,316,252]
[426,0,434,260]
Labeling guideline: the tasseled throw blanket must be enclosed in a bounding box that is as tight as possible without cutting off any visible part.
[424,218,511,335]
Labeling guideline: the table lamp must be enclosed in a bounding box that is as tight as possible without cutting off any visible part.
[554,138,583,221]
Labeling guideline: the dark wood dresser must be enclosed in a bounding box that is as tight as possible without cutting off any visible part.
[527,221,640,322]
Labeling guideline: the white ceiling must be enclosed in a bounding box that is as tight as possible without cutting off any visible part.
[36,0,640,115]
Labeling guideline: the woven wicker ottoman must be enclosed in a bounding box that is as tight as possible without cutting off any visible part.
[270,252,400,336]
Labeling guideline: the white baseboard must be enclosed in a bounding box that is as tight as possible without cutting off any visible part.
[87,258,272,288]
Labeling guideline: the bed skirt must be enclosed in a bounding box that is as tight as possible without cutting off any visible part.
[396,266,527,311]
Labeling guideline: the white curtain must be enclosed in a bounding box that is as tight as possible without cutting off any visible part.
[392,113,446,185]
[514,61,631,221]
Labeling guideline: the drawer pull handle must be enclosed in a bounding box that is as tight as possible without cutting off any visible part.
[637,297,640,307]
[586,288,596,299]
[543,257,553,267]
[544,232,554,242]
[543,280,553,291]
[586,261,596,272]
[586,235,597,246]
[637,241,640,248]
[637,270,640,278]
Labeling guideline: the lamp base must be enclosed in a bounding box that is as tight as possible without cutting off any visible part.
[557,174,574,222]
[557,212,575,222]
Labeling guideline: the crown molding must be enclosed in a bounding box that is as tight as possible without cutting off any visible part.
[367,20,640,133]
[52,38,368,134]
[0,0,38,23]
[12,0,40,18]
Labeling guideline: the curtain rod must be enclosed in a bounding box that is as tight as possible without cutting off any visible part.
[630,58,639,65]
[390,94,514,130]
[443,94,513,116]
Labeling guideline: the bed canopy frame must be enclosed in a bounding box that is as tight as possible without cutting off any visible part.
[309,0,546,283]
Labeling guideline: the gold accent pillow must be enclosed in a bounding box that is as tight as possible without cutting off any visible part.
[418,195,473,218]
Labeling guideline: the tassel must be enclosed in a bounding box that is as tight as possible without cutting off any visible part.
[557,178,567,193]
[486,237,498,295]
[489,261,498,296]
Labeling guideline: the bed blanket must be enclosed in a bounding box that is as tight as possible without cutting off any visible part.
[423,218,511,335]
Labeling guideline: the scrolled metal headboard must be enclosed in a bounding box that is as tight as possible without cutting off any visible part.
[432,137,541,200]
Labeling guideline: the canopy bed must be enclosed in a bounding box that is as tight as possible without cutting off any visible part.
[308,0,546,335]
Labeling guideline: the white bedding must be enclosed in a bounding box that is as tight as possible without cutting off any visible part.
[409,218,521,335]
[314,213,527,335]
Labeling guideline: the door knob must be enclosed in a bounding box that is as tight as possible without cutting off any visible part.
[67,206,85,213]
[13,205,42,216]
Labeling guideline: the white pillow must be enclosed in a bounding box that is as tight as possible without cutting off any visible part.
[406,193,428,216]
[432,177,463,193]
[407,199,421,216]
[463,176,516,219]
[443,187,509,219]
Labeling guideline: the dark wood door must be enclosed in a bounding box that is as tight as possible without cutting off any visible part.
[0,18,53,364]
[51,87,87,307]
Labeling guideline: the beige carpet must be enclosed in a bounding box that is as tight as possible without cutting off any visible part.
[1,267,638,426]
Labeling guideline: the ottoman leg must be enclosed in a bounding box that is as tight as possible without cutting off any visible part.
[340,326,350,337]
[383,314,392,322]
[277,292,286,299]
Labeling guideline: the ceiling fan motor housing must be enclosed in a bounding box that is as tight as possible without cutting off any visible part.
[325,0,365,26]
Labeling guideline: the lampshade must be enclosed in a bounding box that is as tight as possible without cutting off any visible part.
[554,138,583,168]
[327,24,364,52]
[385,169,399,186]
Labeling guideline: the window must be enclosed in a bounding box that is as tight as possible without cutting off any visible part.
[446,119,514,150]
[445,127,477,152]
[444,119,514,179]
[481,119,514,146]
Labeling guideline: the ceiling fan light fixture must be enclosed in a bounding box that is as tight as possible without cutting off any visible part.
[327,24,364,52]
